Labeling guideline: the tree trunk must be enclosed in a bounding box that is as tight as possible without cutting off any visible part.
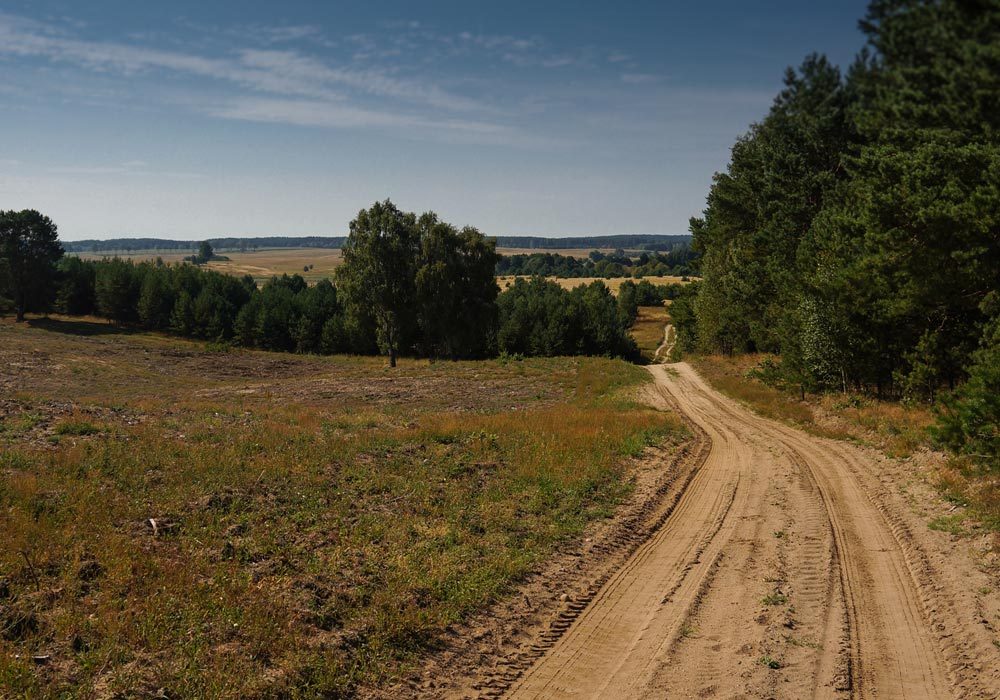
[15,307,25,322]
[388,346,397,368]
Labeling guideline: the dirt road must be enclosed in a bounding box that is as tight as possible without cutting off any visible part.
[500,363,999,699]
[651,323,676,363]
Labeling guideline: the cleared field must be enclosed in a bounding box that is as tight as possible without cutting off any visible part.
[80,247,344,284]
[0,316,683,697]
[498,275,690,294]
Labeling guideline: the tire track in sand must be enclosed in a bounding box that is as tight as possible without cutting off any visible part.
[499,362,998,699]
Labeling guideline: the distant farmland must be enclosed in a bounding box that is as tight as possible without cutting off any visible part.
[77,247,687,286]
[78,247,344,284]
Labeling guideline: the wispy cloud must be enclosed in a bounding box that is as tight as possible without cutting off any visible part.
[621,73,662,84]
[0,12,488,120]
[208,97,505,133]
[0,11,662,149]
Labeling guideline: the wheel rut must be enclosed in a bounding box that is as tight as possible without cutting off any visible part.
[491,362,1000,699]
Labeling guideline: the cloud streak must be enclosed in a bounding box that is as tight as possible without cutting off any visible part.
[0,11,495,132]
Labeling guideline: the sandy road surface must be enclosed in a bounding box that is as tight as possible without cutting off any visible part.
[502,363,998,700]
[652,324,676,363]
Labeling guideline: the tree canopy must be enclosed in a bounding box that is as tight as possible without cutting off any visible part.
[0,209,64,321]
[683,0,1000,469]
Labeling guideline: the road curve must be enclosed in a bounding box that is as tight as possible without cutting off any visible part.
[503,362,995,700]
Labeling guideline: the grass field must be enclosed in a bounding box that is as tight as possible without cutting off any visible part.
[0,316,684,697]
[497,275,689,294]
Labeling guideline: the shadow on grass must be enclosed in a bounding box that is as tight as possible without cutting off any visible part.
[24,316,137,337]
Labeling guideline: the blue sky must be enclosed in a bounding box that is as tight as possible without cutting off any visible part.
[0,1,869,241]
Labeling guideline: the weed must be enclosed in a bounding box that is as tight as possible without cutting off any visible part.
[786,636,821,650]
[927,514,968,536]
[762,593,788,606]
[54,420,101,436]
[758,655,782,669]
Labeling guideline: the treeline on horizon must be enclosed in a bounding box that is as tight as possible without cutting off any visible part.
[675,0,999,472]
[1,204,643,363]
[496,245,696,278]
[61,233,691,254]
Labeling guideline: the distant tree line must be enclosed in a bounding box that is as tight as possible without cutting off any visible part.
[60,237,348,254]
[1,203,638,362]
[677,0,999,469]
[61,233,691,255]
[495,245,696,278]
[616,279,688,322]
[492,234,691,251]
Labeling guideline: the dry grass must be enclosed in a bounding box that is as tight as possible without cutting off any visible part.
[497,275,691,295]
[0,316,684,697]
[630,305,670,361]
[935,458,1000,534]
[691,354,935,456]
[692,353,1000,540]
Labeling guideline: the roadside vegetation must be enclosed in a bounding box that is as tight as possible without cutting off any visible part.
[672,1,999,527]
[691,354,936,457]
[0,318,684,697]
[691,351,1000,536]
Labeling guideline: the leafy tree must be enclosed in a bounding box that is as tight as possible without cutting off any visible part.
[0,209,63,321]
[415,213,499,359]
[497,277,634,358]
[669,281,701,354]
[617,281,640,323]
[337,200,419,366]
[197,240,214,264]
